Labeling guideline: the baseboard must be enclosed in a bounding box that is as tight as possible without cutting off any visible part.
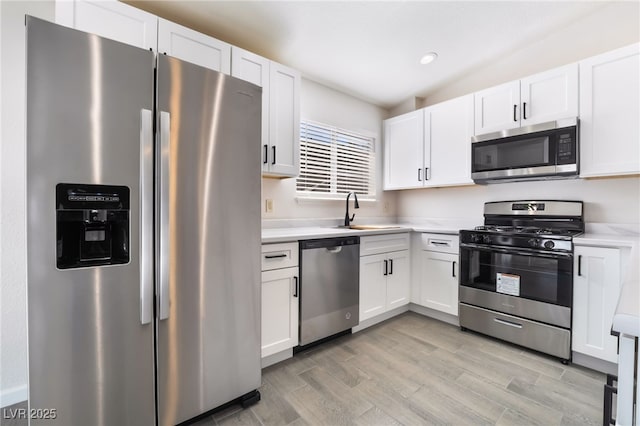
[0,384,27,408]
[261,348,293,369]
[572,352,618,375]
[409,303,460,326]
[352,305,410,333]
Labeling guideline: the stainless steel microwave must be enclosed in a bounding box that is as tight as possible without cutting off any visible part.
[471,118,578,183]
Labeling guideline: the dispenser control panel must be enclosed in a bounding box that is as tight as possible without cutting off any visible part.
[56,183,130,269]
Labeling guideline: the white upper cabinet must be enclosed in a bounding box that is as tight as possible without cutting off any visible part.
[520,63,578,126]
[267,62,300,177]
[384,95,473,190]
[474,81,521,135]
[383,110,425,190]
[158,18,231,73]
[474,64,578,136]
[55,0,157,50]
[231,47,270,162]
[426,94,474,187]
[579,43,640,178]
[232,48,300,178]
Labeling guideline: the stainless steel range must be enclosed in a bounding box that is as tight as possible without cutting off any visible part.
[458,200,584,363]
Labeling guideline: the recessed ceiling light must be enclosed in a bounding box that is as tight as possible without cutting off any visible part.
[420,52,438,65]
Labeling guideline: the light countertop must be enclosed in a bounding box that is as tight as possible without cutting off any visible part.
[574,233,639,248]
[261,223,465,244]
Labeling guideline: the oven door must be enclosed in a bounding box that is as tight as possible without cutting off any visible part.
[459,243,573,328]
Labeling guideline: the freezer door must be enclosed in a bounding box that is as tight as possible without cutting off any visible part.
[26,17,155,425]
[156,55,262,425]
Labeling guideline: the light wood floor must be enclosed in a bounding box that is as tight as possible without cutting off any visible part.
[203,312,606,426]
[4,312,606,425]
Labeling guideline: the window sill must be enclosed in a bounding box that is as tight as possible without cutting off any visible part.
[295,195,376,204]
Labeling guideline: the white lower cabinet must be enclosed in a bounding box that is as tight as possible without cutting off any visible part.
[261,242,299,358]
[572,245,621,363]
[359,234,410,322]
[415,233,460,316]
[419,251,459,316]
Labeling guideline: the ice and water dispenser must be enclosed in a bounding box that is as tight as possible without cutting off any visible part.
[56,183,130,269]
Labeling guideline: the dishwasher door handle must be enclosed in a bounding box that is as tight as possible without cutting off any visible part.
[326,246,342,254]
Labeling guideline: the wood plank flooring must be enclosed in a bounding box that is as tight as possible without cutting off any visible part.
[205,312,605,426]
[3,312,606,425]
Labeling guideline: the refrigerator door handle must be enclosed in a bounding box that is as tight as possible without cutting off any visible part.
[140,109,154,325]
[159,111,171,320]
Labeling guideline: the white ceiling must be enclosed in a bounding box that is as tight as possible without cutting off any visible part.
[128,1,633,109]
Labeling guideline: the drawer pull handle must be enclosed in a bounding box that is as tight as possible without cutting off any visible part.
[431,241,449,246]
[265,253,287,259]
[494,318,523,329]
[578,255,582,276]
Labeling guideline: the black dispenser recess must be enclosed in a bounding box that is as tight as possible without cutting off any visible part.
[56,183,130,269]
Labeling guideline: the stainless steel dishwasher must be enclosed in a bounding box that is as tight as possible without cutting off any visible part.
[299,236,360,346]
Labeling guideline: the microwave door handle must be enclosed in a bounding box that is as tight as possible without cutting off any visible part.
[139,109,153,325]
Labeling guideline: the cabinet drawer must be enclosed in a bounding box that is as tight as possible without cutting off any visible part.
[421,233,459,254]
[261,242,299,271]
[360,233,410,256]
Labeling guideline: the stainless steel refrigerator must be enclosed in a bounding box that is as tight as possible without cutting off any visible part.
[26,17,262,426]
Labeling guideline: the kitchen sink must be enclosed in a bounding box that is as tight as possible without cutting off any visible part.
[333,224,401,230]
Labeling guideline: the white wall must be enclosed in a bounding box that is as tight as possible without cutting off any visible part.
[262,77,396,222]
[398,176,640,225]
[0,0,54,407]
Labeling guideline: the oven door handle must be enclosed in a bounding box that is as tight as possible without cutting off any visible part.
[460,243,574,259]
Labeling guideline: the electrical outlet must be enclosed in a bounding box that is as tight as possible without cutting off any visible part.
[265,199,274,213]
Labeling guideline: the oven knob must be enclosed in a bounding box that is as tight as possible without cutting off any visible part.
[528,238,539,248]
[482,235,491,244]
[544,240,555,249]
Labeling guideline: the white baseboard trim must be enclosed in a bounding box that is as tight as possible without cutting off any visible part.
[572,351,618,375]
[0,384,27,408]
[261,348,293,369]
[409,303,460,327]
[352,305,410,333]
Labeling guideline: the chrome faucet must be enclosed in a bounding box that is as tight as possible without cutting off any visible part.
[344,192,360,227]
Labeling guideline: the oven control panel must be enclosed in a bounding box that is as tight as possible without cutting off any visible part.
[461,231,572,253]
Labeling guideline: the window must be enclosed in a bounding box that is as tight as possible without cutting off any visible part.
[296,120,376,200]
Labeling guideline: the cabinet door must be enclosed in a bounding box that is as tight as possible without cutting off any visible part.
[420,251,459,316]
[579,44,640,177]
[261,267,299,357]
[158,18,231,73]
[572,246,621,363]
[383,110,425,190]
[268,62,300,177]
[231,47,270,165]
[520,63,578,127]
[386,251,410,311]
[426,94,474,187]
[359,254,388,321]
[474,80,520,136]
[55,0,157,49]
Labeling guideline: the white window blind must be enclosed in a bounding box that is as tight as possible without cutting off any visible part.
[296,120,376,200]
